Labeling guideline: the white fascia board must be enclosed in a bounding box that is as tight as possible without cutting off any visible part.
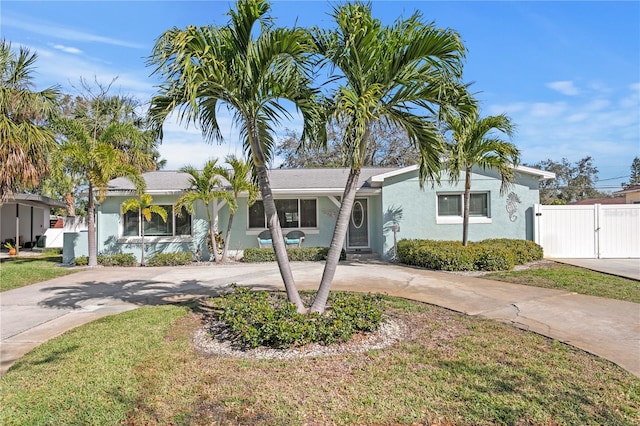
[370,165,418,185]
[268,188,381,196]
[106,190,186,196]
[514,165,556,180]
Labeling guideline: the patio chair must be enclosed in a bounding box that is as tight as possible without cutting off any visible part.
[285,230,305,248]
[257,230,273,248]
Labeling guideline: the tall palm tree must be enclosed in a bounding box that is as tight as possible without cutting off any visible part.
[308,2,470,313]
[0,40,60,200]
[56,94,152,267]
[149,0,323,312]
[121,193,168,265]
[442,106,519,245]
[217,155,259,262]
[175,159,233,263]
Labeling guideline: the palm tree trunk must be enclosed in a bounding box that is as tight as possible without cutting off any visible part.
[65,192,75,216]
[309,168,361,313]
[255,163,305,313]
[87,184,98,267]
[222,213,235,262]
[206,204,222,263]
[462,166,471,246]
[140,221,145,266]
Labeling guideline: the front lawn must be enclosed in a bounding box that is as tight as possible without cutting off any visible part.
[1,299,638,425]
[486,261,640,303]
[0,254,78,292]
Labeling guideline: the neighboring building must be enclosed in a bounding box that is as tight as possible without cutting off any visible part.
[613,185,640,204]
[65,165,554,262]
[0,193,66,250]
[569,196,626,205]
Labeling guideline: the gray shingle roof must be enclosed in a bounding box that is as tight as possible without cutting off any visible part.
[107,167,399,193]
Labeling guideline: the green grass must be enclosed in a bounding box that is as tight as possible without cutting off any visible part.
[1,299,638,425]
[0,305,189,425]
[0,254,79,292]
[486,262,640,303]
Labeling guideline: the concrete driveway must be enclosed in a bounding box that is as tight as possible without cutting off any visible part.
[551,258,640,281]
[1,261,639,377]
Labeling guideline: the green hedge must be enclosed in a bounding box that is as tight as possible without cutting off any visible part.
[73,253,137,267]
[243,247,347,263]
[211,287,383,348]
[146,251,194,266]
[397,239,543,272]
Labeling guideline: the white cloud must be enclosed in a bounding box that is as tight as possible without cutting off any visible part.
[3,13,144,49]
[546,80,580,96]
[530,102,567,118]
[52,44,82,54]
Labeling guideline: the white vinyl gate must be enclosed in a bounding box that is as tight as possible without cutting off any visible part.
[534,204,640,258]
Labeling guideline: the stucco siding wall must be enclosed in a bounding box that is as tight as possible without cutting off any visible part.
[217,196,341,252]
[381,168,540,258]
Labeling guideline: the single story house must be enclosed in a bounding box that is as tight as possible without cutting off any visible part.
[1,193,66,251]
[613,185,640,204]
[64,165,554,262]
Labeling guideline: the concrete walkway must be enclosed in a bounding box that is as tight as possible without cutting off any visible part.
[1,261,639,377]
[551,258,640,281]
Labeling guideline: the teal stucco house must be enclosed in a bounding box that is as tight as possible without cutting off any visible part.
[65,165,554,263]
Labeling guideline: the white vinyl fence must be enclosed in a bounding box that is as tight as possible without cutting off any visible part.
[534,204,640,258]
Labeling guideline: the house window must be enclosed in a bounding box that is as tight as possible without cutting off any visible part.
[121,204,192,237]
[437,193,490,222]
[437,194,462,216]
[249,199,317,229]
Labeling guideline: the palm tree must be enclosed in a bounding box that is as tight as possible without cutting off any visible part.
[121,193,168,265]
[149,0,323,312]
[175,159,233,263]
[56,94,152,267]
[442,106,519,246]
[217,155,259,262]
[0,40,60,200]
[308,2,469,313]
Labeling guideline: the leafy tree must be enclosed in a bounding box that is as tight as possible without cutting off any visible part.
[276,120,418,168]
[56,88,152,267]
[308,2,469,313]
[0,40,60,200]
[217,155,259,262]
[44,91,161,216]
[622,156,640,189]
[531,156,604,204]
[149,0,323,312]
[442,105,519,246]
[121,193,167,266]
[175,159,232,263]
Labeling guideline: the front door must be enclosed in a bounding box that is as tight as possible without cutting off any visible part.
[347,198,369,249]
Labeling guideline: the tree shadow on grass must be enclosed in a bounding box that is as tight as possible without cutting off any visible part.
[37,278,282,312]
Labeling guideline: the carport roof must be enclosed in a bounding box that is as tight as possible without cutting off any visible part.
[0,193,65,209]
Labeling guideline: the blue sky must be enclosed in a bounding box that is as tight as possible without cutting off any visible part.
[2,0,639,191]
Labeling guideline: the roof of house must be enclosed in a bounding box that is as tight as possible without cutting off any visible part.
[569,197,626,205]
[106,164,552,196]
[614,185,640,195]
[0,193,66,209]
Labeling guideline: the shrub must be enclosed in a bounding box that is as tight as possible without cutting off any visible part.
[478,239,543,264]
[396,238,539,272]
[74,256,88,266]
[146,251,193,267]
[96,253,137,267]
[242,247,347,263]
[210,287,384,349]
[471,245,515,271]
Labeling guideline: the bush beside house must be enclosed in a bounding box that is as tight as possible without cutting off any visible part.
[397,239,543,271]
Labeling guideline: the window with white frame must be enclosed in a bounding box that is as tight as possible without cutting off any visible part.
[122,205,191,237]
[248,199,317,229]
[437,193,490,220]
